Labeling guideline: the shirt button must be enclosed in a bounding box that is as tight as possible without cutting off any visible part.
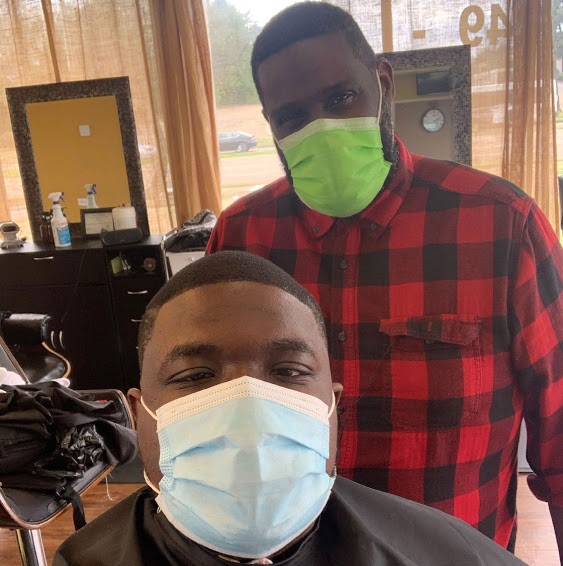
[339,259,348,269]
[338,331,347,342]
[425,339,435,344]
[312,225,320,233]
[370,223,377,231]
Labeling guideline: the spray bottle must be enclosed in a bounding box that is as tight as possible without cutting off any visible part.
[48,192,72,247]
[85,183,98,208]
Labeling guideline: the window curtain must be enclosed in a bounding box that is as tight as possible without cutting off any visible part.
[0,0,221,239]
[147,0,221,226]
[503,0,559,231]
[328,0,561,234]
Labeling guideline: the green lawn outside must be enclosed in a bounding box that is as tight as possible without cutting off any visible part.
[220,149,276,159]
[256,137,273,148]
[555,120,563,174]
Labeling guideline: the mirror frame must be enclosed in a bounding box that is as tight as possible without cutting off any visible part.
[384,45,472,166]
[6,76,149,242]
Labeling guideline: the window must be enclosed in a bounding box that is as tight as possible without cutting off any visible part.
[207,0,298,208]
[554,2,563,179]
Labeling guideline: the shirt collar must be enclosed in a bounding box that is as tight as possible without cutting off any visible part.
[297,136,414,239]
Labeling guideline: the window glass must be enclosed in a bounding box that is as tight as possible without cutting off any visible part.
[554,2,563,179]
[207,0,298,208]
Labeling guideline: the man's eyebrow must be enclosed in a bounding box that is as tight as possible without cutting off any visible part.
[164,342,219,364]
[268,339,316,357]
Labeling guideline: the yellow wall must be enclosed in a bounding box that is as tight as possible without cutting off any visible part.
[27,96,130,222]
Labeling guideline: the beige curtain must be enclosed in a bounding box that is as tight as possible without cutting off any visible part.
[0,0,221,239]
[503,0,560,231]
[148,0,221,225]
[0,175,9,223]
[329,0,561,234]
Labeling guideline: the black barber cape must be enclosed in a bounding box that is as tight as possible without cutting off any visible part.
[54,477,526,566]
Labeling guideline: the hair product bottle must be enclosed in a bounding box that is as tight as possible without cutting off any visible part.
[48,192,71,247]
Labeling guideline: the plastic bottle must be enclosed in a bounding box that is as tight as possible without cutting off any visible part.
[85,183,98,208]
[48,192,72,247]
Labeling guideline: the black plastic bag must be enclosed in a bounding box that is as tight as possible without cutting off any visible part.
[164,209,217,252]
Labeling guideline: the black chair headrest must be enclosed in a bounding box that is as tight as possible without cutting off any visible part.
[0,313,52,345]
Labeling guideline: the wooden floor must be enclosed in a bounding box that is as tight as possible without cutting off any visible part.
[0,475,558,565]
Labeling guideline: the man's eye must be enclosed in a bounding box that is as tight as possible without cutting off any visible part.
[327,91,355,109]
[271,366,312,380]
[167,369,214,384]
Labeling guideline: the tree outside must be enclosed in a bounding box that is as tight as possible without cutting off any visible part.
[207,0,261,105]
[553,0,563,180]
[554,0,563,80]
[206,0,285,208]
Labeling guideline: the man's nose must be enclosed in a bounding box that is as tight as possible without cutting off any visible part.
[303,104,331,128]
[219,363,264,383]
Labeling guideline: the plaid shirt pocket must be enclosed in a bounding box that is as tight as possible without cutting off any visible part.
[379,315,483,430]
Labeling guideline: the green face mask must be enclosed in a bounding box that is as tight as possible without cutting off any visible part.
[277,116,392,218]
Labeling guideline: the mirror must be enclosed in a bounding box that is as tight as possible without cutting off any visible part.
[6,77,149,241]
[384,45,472,165]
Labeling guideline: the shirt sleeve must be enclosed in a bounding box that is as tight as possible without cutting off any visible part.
[509,202,563,507]
[206,213,225,254]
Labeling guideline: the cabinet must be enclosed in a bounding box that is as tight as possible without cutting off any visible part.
[0,236,165,391]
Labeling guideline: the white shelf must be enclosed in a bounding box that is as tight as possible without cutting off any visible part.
[395,94,453,104]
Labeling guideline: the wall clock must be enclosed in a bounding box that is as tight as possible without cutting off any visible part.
[422,108,445,133]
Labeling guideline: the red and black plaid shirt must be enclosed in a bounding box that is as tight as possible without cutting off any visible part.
[207,137,563,547]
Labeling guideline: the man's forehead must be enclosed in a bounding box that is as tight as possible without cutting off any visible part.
[140,282,326,386]
[258,31,367,111]
[149,282,318,341]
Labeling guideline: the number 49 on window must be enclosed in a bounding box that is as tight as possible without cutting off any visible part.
[459,4,508,47]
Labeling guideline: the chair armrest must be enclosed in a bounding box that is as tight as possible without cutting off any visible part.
[0,334,29,382]
[75,389,135,430]
[0,461,113,529]
[0,388,136,529]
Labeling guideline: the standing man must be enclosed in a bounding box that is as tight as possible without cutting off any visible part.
[207,2,563,556]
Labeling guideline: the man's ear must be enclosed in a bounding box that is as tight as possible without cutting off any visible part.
[332,382,344,406]
[376,58,395,100]
[127,388,142,429]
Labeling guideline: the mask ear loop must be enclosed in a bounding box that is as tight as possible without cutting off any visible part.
[327,391,337,418]
[375,69,383,126]
[144,470,161,495]
[327,391,338,478]
[139,397,162,495]
[140,396,158,420]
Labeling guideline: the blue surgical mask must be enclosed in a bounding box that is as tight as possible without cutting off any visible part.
[141,376,336,561]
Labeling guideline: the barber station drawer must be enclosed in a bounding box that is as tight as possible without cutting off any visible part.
[111,277,162,305]
[110,277,163,323]
[0,249,107,286]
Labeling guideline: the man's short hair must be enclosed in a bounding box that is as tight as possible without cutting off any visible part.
[138,251,327,369]
[251,2,379,103]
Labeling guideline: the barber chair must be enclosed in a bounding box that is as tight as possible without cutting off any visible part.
[0,312,70,384]
[0,320,135,566]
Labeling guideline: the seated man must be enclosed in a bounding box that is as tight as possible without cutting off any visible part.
[54,251,525,565]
